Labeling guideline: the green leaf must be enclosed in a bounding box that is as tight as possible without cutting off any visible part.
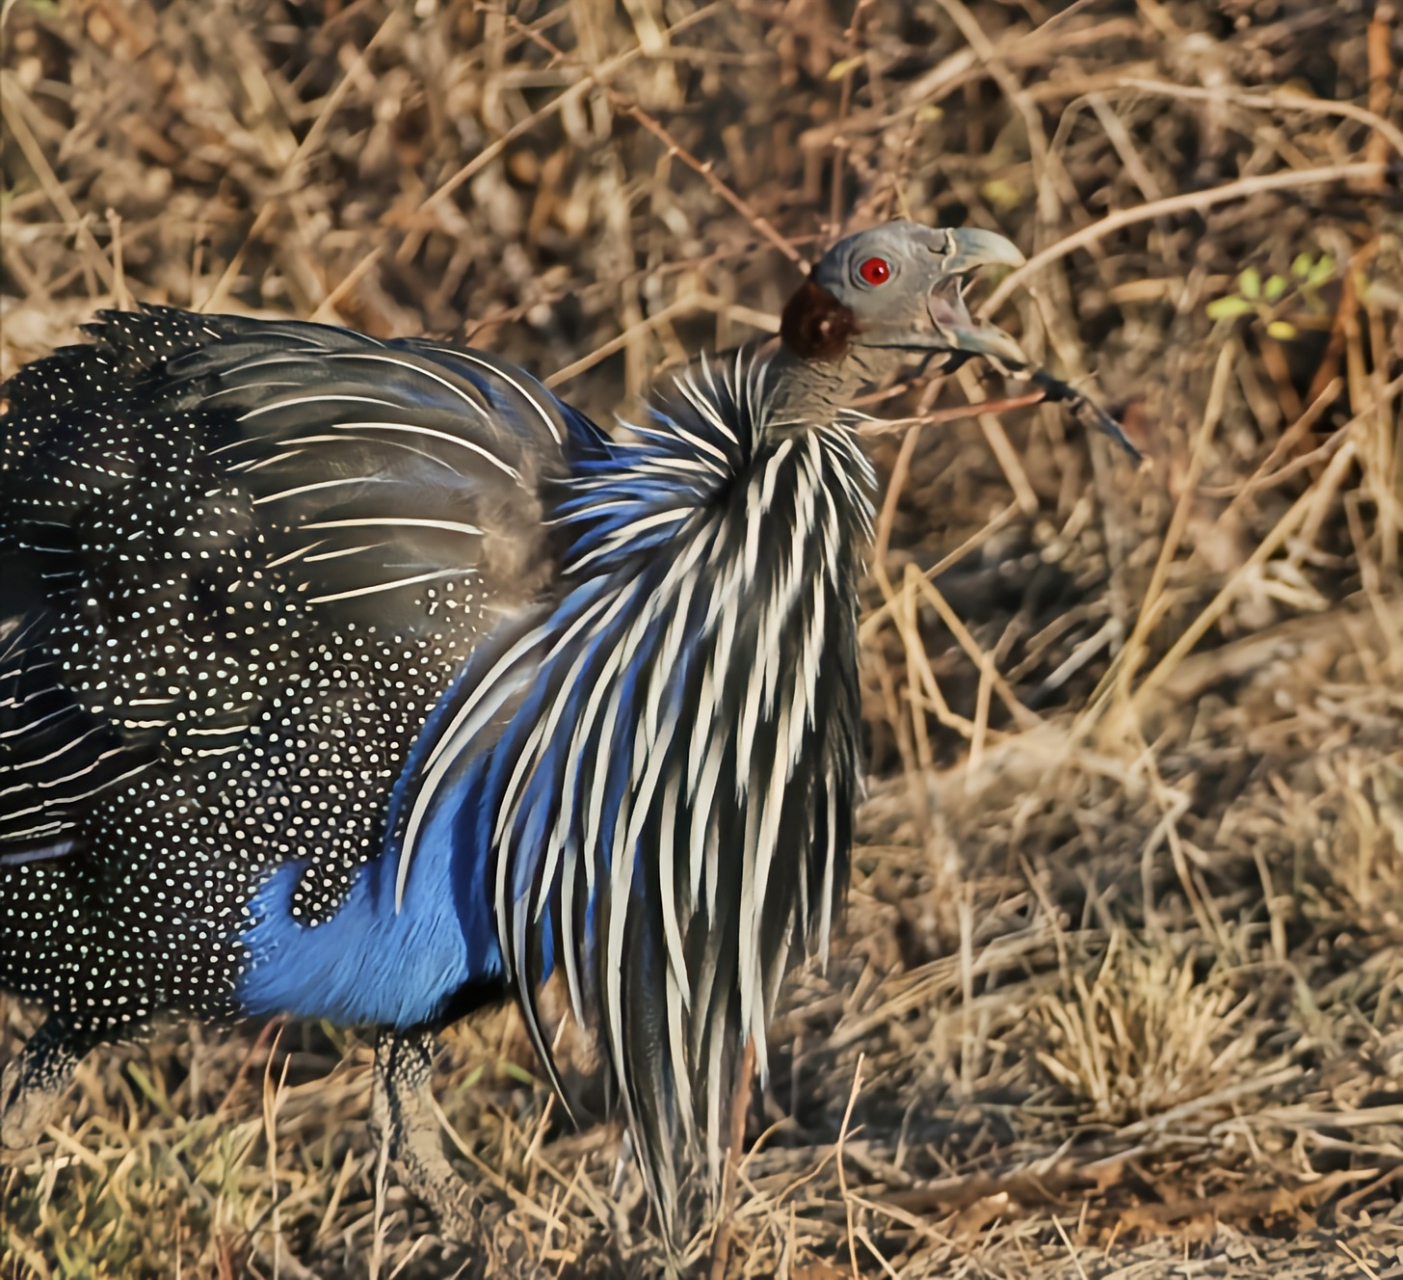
[1238,267,1262,299]
[1291,252,1314,278]
[1206,295,1255,320]
[827,55,863,81]
[1266,320,1298,340]
[1264,274,1288,301]
[981,177,1022,212]
[1306,255,1336,288]
[498,1058,541,1087]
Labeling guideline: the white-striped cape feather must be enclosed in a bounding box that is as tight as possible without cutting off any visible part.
[391,351,875,1241]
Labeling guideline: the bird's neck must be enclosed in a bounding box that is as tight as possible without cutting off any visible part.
[762,345,900,427]
[543,350,876,582]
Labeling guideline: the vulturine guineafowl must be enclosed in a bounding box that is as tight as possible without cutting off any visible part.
[0,222,1136,1257]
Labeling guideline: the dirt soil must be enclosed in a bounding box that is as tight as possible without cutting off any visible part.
[3,0,1403,1276]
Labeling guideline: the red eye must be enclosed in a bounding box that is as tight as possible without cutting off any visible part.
[858,256,892,286]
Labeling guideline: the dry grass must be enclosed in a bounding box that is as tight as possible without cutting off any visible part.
[3,0,1403,1275]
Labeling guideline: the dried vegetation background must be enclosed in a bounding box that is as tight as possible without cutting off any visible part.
[3,0,1403,1276]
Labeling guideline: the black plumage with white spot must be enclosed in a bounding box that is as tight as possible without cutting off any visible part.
[1,306,582,1027]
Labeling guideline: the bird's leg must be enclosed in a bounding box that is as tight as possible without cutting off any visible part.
[1,1017,99,1148]
[370,1026,529,1267]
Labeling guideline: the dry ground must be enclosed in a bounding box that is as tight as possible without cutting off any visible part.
[3,0,1403,1276]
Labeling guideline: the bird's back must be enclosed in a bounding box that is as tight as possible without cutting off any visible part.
[0,307,594,1029]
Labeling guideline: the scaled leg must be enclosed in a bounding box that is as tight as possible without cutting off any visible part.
[370,1026,532,1271]
[0,1016,100,1148]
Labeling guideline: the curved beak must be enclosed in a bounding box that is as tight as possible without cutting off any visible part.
[939,227,1026,276]
[924,228,1028,372]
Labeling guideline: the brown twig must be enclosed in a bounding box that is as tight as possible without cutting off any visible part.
[1132,439,1360,709]
[1367,6,1397,178]
[619,105,803,267]
[1114,77,1403,161]
[708,1038,757,1280]
[854,391,1047,436]
[1113,340,1235,705]
[507,11,801,269]
[981,162,1390,316]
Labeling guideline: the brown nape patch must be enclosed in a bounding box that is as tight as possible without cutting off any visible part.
[780,278,857,362]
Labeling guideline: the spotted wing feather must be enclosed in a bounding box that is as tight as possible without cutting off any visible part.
[0,308,591,894]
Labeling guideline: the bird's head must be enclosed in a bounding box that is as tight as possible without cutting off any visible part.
[781,220,1028,374]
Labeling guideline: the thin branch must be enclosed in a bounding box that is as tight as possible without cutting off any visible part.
[620,105,805,265]
[1115,77,1403,161]
[981,162,1389,316]
[1132,439,1360,709]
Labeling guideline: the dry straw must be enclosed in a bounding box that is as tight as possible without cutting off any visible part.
[2,0,1402,1276]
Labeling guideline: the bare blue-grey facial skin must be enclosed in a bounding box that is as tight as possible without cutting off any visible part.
[812,221,1029,368]
[799,221,1141,461]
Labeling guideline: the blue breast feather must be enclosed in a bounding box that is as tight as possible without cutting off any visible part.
[234,375,743,1029]
[236,777,503,1027]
